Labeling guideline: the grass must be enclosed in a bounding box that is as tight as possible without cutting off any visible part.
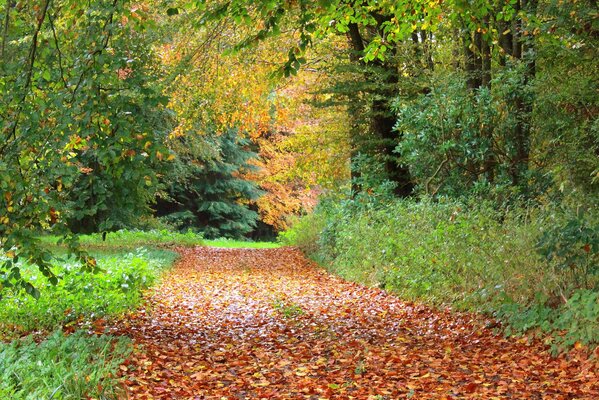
[0,330,130,400]
[203,238,280,248]
[273,299,305,318]
[39,229,280,250]
[39,229,204,250]
[0,248,176,340]
[0,236,178,400]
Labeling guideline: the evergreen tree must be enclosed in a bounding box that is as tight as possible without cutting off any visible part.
[157,128,263,239]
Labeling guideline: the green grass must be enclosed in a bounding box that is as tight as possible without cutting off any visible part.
[40,229,204,249]
[0,244,177,400]
[203,238,280,248]
[40,229,280,250]
[273,299,305,319]
[0,228,278,399]
[0,248,176,340]
[0,330,130,400]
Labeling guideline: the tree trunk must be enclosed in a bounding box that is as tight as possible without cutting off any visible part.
[509,0,537,186]
[346,22,413,197]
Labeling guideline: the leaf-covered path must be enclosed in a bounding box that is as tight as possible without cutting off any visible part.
[114,247,598,399]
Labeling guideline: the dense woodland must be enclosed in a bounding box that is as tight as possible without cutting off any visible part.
[0,0,598,397]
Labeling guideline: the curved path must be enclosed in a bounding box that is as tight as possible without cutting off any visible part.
[114,247,598,399]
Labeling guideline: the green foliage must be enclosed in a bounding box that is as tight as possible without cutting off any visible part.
[203,238,279,249]
[0,232,178,399]
[278,212,325,254]
[350,153,398,202]
[394,70,546,201]
[537,208,599,290]
[0,0,172,291]
[497,290,599,354]
[534,0,599,197]
[0,248,176,339]
[159,128,263,239]
[0,330,130,400]
[273,299,304,319]
[284,195,599,350]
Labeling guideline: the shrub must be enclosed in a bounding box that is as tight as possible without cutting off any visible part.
[283,195,599,350]
[497,289,599,354]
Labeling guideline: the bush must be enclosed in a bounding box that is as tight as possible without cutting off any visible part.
[283,195,599,350]
[278,212,327,255]
[497,290,599,354]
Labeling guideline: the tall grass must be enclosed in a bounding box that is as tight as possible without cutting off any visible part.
[0,330,130,400]
[281,198,599,352]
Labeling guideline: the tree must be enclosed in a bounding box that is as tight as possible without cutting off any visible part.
[191,0,443,197]
[0,0,168,295]
[155,9,329,234]
[157,129,262,239]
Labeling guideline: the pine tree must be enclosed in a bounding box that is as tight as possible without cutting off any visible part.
[158,128,262,239]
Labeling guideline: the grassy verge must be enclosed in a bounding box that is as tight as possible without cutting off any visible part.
[40,229,280,250]
[39,229,205,250]
[1,229,278,399]
[203,238,280,248]
[0,248,176,339]
[280,198,599,353]
[0,331,130,400]
[1,236,179,400]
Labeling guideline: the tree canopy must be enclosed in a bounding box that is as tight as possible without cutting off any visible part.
[1,0,597,295]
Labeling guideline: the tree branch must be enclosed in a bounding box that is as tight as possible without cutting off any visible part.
[48,10,69,91]
[1,0,10,61]
[0,0,51,156]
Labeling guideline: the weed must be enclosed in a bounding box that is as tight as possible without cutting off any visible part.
[273,299,305,318]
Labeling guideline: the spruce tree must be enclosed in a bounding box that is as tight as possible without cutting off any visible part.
[158,128,262,239]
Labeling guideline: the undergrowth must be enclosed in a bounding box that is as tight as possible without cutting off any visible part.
[0,330,130,400]
[40,229,279,250]
[0,248,176,339]
[40,229,204,249]
[280,197,599,353]
[0,229,278,399]
[0,243,177,399]
[204,238,280,249]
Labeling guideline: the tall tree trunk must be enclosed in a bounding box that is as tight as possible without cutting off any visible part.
[346,23,365,195]
[481,17,492,88]
[346,22,413,197]
[464,29,482,90]
[509,0,537,186]
[464,17,496,182]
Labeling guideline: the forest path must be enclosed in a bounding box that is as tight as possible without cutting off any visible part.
[114,247,598,399]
